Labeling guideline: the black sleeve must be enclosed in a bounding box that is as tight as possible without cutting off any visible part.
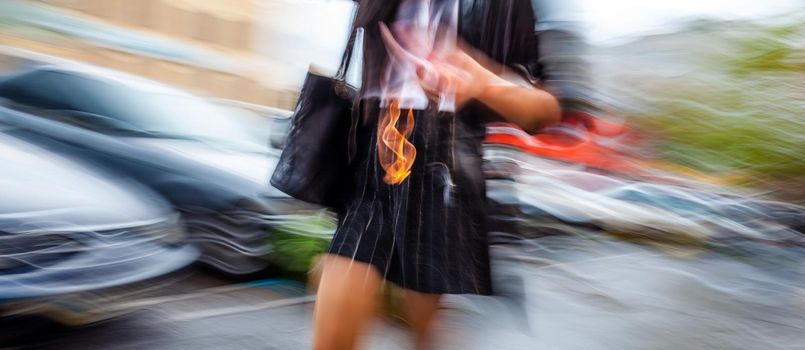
[519,1,599,115]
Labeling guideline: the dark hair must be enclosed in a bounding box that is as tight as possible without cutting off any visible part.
[354,0,399,28]
[352,1,401,97]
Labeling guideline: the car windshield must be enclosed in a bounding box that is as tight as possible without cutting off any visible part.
[122,94,249,137]
[93,83,268,151]
[19,70,271,152]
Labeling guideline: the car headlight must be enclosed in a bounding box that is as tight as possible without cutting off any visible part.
[139,215,187,245]
[0,232,83,272]
[95,216,187,246]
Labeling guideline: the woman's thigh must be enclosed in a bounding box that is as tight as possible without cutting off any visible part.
[313,254,384,349]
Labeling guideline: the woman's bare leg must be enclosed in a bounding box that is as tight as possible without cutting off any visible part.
[312,254,383,350]
[402,289,442,350]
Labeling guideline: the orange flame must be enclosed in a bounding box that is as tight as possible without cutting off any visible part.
[378,99,416,185]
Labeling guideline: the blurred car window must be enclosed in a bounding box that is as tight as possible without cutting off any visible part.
[212,103,274,149]
[0,69,267,152]
[0,70,67,110]
[210,100,292,151]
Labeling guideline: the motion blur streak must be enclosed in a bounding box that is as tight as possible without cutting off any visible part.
[0,0,803,349]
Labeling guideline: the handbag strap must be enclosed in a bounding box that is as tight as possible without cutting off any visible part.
[334,6,360,82]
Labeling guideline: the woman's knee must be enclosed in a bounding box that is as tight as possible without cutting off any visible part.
[401,289,442,330]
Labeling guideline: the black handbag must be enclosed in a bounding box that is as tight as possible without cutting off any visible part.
[270,22,360,209]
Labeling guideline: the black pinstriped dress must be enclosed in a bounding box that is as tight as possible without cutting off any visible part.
[328,0,543,295]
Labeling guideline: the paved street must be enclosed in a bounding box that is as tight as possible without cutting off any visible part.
[5,284,531,350]
[3,273,417,350]
[5,239,805,350]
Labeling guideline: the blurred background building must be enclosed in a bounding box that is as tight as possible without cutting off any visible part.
[0,0,355,109]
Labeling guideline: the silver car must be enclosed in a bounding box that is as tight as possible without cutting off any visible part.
[0,130,198,323]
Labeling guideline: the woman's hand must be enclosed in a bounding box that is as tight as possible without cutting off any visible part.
[380,22,499,106]
[379,22,561,132]
[421,48,502,106]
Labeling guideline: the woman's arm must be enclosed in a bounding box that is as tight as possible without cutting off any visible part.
[446,50,562,133]
[474,74,561,133]
[379,22,561,133]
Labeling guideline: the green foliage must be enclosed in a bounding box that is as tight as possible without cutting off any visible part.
[728,22,805,76]
[268,214,335,274]
[616,14,805,195]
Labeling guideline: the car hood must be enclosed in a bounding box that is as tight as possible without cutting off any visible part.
[0,133,171,232]
[127,137,288,198]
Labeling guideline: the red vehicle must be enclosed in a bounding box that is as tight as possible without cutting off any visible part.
[483,112,718,185]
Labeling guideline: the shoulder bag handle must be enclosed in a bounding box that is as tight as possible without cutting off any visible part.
[334,5,361,82]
